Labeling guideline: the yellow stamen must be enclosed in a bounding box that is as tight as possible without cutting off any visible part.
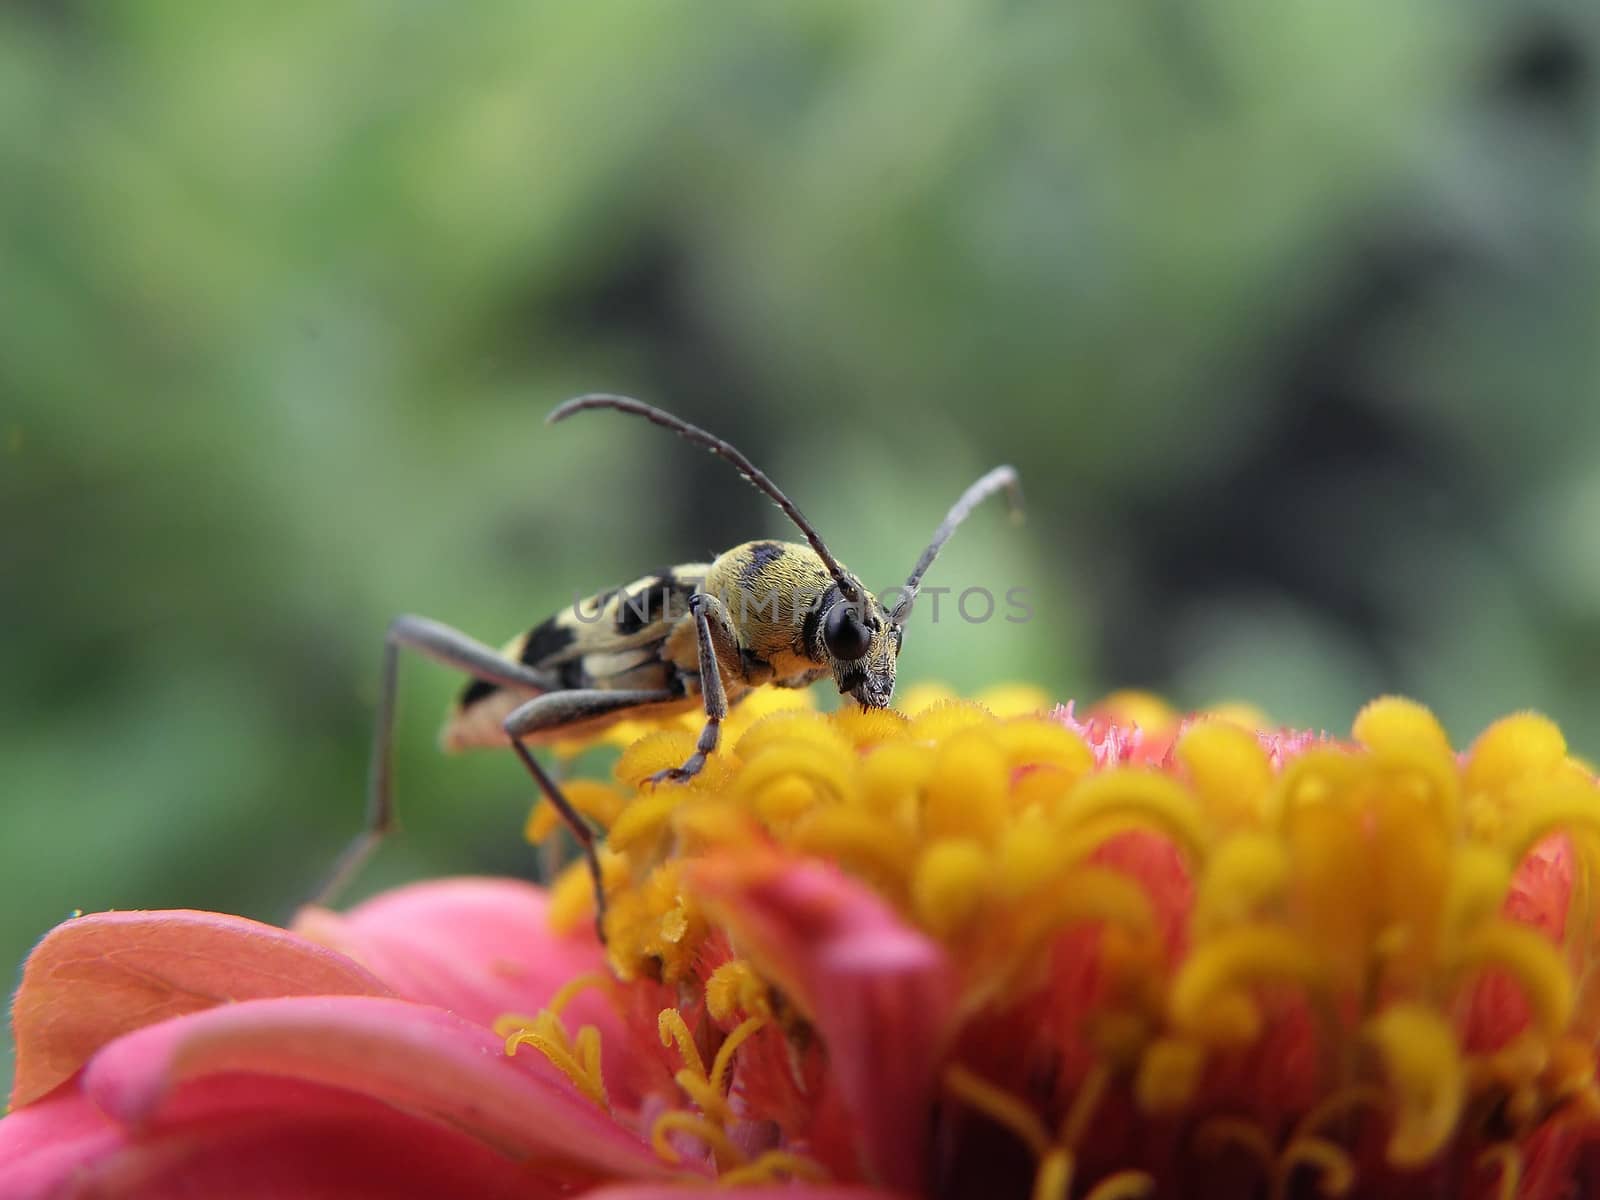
[943,1065,1052,1158]
[1365,1006,1464,1167]
[545,971,612,1018]
[716,1150,831,1186]
[1082,1172,1156,1200]
[924,730,1011,844]
[1056,769,1209,864]
[908,698,996,741]
[505,1028,608,1109]
[673,1069,728,1123]
[525,779,626,843]
[735,743,857,810]
[994,716,1094,775]
[1174,719,1274,831]
[704,959,771,1022]
[1134,1037,1206,1113]
[1352,695,1452,757]
[1274,1136,1354,1200]
[977,682,1056,717]
[1290,1084,1387,1144]
[574,1023,604,1091]
[650,1109,745,1167]
[1193,1117,1276,1178]
[607,791,682,857]
[1443,846,1513,942]
[913,838,991,937]
[709,1016,766,1093]
[789,806,915,891]
[734,711,855,761]
[1192,834,1290,935]
[1059,1062,1109,1149]
[1465,712,1567,797]
[1501,780,1600,866]
[615,730,703,789]
[1168,927,1325,1044]
[658,1007,707,1080]
[493,1011,539,1040]
[1477,1143,1523,1200]
[1031,1147,1072,1200]
[1451,920,1574,1038]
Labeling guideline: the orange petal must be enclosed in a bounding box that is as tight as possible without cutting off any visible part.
[10,910,391,1108]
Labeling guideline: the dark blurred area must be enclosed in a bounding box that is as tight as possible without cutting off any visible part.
[2,3,1597,1087]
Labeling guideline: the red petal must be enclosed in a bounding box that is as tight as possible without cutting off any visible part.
[10,910,392,1108]
[81,994,687,1181]
[292,877,605,1027]
[692,855,955,1193]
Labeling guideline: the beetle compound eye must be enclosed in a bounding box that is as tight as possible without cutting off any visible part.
[824,603,873,661]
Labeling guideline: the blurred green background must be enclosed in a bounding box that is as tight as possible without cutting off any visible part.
[3,2,1597,1089]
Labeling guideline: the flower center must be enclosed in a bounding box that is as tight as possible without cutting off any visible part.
[520,687,1600,1194]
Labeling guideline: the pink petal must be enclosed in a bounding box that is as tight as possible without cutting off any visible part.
[10,910,392,1108]
[81,994,688,1182]
[0,1089,126,1199]
[291,877,605,1027]
[691,855,955,1193]
[10,1086,566,1200]
[294,877,674,1107]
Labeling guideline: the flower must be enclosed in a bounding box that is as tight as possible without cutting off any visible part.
[1,881,687,1198]
[7,685,1600,1199]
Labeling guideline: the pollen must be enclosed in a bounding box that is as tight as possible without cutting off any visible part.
[523,687,1600,1195]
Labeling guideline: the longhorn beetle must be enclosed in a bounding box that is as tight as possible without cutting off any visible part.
[315,395,1021,940]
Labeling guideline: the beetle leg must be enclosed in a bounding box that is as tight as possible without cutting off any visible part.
[649,593,734,786]
[503,687,676,943]
[308,615,556,911]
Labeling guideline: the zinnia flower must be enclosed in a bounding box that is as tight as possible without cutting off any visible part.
[6,684,1600,1199]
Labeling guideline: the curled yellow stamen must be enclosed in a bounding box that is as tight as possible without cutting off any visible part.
[1501,781,1600,866]
[1193,1118,1275,1181]
[1452,920,1574,1038]
[505,1028,608,1109]
[493,1011,539,1040]
[659,1008,707,1079]
[1364,1007,1463,1167]
[651,1109,745,1168]
[710,1016,767,1094]
[1057,769,1210,864]
[1289,1084,1387,1145]
[1274,1136,1354,1200]
[717,1150,830,1186]
[1169,927,1324,1044]
[1477,1143,1522,1200]
[943,1065,1052,1158]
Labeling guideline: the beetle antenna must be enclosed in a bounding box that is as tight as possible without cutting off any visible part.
[889,465,1023,626]
[549,394,863,602]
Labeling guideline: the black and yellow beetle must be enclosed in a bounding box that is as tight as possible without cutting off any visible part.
[317,395,1021,938]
